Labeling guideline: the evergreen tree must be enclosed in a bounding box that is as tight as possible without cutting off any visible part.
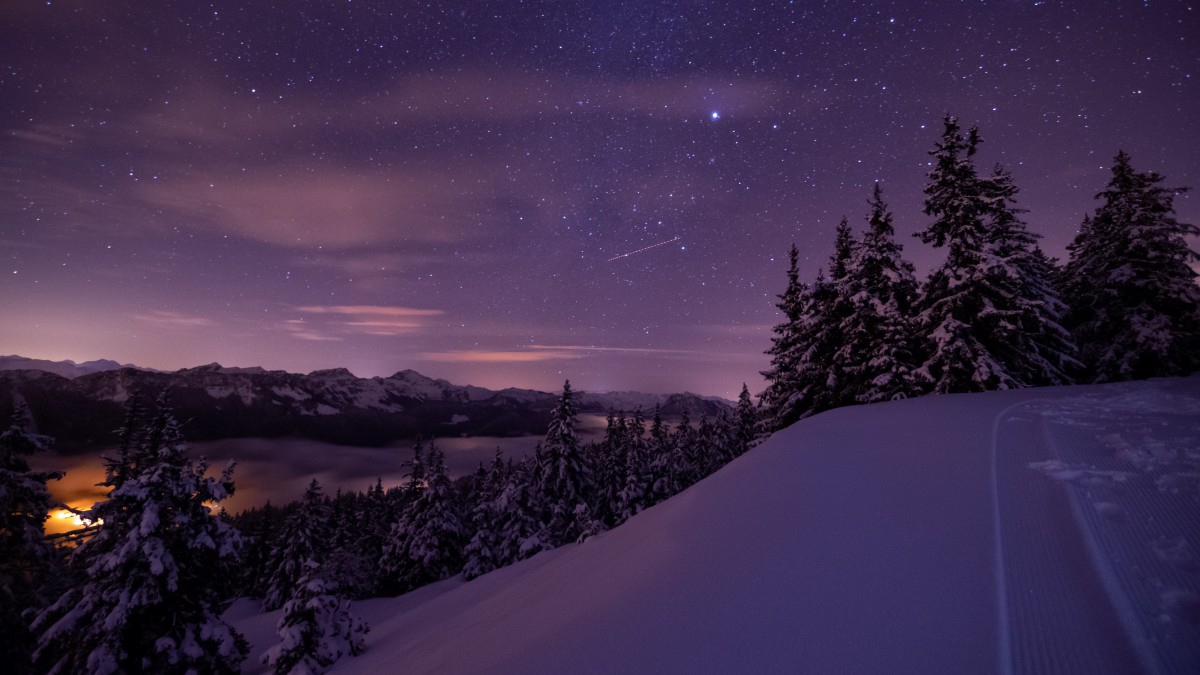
[646,405,675,506]
[614,408,651,524]
[463,451,507,580]
[669,408,699,493]
[237,501,283,599]
[32,395,247,674]
[263,479,332,611]
[758,244,808,433]
[915,115,1074,392]
[0,404,62,675]
[535,381,594,545]
[261,560,367,675]
[592,410,629,528]
[494,458,550,565]
[838,184,924,403]
[378,441,465,595]
[822,217,859,408]
[732,384,757,456]
[979,165,1077,386]
[1061,150,1200,381]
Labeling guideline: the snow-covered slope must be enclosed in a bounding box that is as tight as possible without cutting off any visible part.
[232,378,1200,674]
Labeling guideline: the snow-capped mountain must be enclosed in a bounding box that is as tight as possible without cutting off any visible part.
[0,359,730,448]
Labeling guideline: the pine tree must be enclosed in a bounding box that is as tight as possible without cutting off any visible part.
[494,458,550,565]
[463,451,506,580]
[978,165,1077,386]
[261,560,368,675]
[0,404,62,674]
[915,115,1074,392]
[31,395,247,674]
[1061,151,1200,381]
[822,217,859,408]
[263,479,332,611]
[646,405,675,506]
[592,410,629,528]
[535,381,594,545]
[378,441,465,594]
[758,244,807,433]
[732,384,757,456]
[614,408,651,524]
[839,184,923,403]
[669,408,698,493]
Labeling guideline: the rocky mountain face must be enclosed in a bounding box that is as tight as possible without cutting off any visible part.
[0,362,730,450]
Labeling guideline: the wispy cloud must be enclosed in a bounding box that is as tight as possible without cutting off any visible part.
[419,349,580,363]
[297,305,445,318]
[528,344,711,356]
[291,305,444,337]
[280,319,343,342]
[420,343,723,363]
[131,310,215,328]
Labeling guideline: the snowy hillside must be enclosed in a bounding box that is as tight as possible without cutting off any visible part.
[231,377,1200,674]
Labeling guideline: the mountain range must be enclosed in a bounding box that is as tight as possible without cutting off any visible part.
[0,357,730,450]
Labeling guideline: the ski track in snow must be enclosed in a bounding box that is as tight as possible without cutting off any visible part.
[1012,383,1200,675]
[228,376,1200,674]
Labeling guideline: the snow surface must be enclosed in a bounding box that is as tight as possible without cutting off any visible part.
[231,376,1200,674]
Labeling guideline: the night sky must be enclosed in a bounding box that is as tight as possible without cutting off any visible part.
[2,1,1196,399]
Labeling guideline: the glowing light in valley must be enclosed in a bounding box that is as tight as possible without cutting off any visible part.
[607,236,682,262]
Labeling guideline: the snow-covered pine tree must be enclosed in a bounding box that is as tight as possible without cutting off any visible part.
[592,409,629,528]
[378,441,465,595]
[977,165,1077,386]
[261,559,368,675]
[353,479,392,594]
[0,404,62,674]
[535,381,595,545]
[821,217,859,409]
[646,404,675,506]
[1061,151,1200,381]
[31,394,247,675]
[237,501,284,598]
[614,407,651,524]
[463,450,507,580]
[325,489,374,600]
[670,408,699,493]
[915,116,1074,393]
[758,244,808,434]
[494,457,550,565]
[762,219,861,430]
[838,184,923,404]
[732,384,757,455]
[693,413,721,479]
[263,479,333,611]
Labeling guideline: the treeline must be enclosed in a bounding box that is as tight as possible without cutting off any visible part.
[759,116,1200,433]
[237,380,757,601]
[1,383,758,674]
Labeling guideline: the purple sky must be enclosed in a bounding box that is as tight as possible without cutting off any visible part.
[2,1,1196,398]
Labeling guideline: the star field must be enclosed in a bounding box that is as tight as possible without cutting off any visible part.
[1,0,1196,398]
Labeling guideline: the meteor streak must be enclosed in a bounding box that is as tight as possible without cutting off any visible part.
[607,236,681,262]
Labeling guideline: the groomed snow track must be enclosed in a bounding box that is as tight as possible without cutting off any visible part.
[999,387,1200,675]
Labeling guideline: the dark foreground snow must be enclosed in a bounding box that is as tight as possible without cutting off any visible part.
[230,376,1200,674]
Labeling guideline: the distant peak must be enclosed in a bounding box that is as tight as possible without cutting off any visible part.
[309,367,356,379]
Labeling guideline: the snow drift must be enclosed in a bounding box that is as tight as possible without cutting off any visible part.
[232,377,1200,674]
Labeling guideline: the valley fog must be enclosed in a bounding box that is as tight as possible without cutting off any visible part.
[34,413,611,527]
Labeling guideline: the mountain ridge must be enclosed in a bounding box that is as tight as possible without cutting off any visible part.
[0,357,731,449]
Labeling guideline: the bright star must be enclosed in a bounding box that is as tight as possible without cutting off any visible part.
[711,111,720,120]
